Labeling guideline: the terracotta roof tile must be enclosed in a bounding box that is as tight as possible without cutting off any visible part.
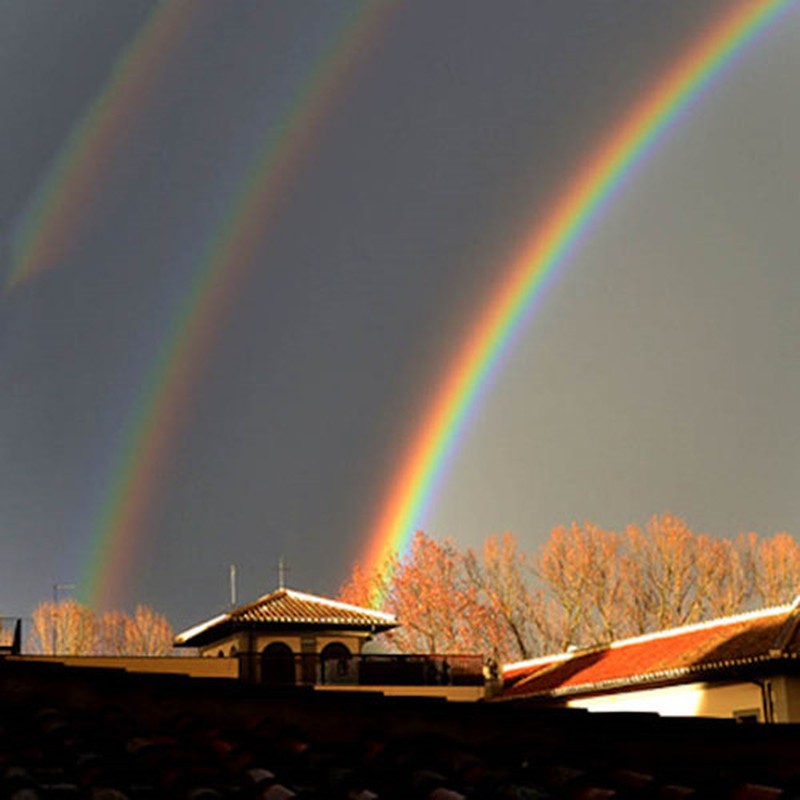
[175,588,397,646]
[230,588,397,627]
[502,602,800,699]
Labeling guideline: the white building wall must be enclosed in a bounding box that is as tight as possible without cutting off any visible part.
[566,680,765,721]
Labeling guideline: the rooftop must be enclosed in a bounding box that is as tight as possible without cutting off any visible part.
[175,587,398,647]
[502,599,800,699]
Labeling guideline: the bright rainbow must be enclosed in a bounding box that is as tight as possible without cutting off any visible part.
[360,0,794,582]
[7,0,196,291]
[82,4,395,609]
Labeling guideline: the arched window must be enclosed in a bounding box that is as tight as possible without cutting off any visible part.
[229,645,238,656]
[320,642,353,685]
[260,641,295,685]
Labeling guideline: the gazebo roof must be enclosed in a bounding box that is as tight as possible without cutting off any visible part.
[175,587,398,647]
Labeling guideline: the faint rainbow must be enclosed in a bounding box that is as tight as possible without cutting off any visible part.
[82,3,396,609]
[7,0,197,291]
[361,0,794,583]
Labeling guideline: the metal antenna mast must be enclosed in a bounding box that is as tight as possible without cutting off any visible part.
[277,557,288,590]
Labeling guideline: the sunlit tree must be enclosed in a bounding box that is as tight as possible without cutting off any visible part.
[98,609,130,655]
[338,562,388,610]
[534,522,627,646]
[384,531,479,653]
[694,534,751,619]
[622,514,700,634]
[337,517,800,661]
[746,531,800,607]
[464,532,538,661]
[29,599,97,655]
[528,589,574,655]
[29,600,174,656]
[125,605,174,655]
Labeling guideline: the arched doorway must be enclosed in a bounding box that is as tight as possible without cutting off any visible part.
[320,642,354,685]
[261,641,295,685]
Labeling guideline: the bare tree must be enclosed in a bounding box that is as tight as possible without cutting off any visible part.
[747,531,800,607]
[338,562,389,610]
[581,523,626,642]
[527,589,574,655]
[534,522,626,647]
[336,518,800,660]
[695,534,752,618]
[97,610,130,655]
[384,531,479,653]
[532,524,592,646]
[29,600,174,656]
[622,514,700,634]
[125,605,174,655]
[464,532,538,661]
[29,599,97,655]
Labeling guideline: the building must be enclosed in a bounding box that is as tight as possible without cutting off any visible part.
[6,587,484,699]
[174,586,485,698]
[175,586,398,684]
[501,599,800,722]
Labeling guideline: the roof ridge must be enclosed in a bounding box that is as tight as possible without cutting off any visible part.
[226,587,397,624]
[227,587,396,622]
[283,588,397,622]
[603,603,792,650]
[504,650,573,674]
[232,587,288,615]
[175,588,399,646]
[503,601,796,675]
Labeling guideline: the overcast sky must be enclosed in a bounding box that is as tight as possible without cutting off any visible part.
[2,1,799,630]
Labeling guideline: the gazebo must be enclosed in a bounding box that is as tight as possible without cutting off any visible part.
[175,587,398,685]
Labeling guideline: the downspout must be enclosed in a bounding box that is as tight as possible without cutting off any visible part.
[753,678,774,724]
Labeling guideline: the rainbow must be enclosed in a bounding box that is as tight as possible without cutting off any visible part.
[360,0,794,581]
[82,4,395,609]
[7,0,197,291]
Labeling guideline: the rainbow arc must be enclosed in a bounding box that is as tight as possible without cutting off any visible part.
[360,0,794,585]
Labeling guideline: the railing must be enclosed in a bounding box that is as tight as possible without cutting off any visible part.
[238,652,486,687]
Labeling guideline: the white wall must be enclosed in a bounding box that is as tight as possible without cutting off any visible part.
[566,680,765,721]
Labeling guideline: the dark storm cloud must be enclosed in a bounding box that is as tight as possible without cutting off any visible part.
[1,1,798,628]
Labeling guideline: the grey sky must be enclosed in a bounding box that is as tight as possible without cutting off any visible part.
[1,1,798,629]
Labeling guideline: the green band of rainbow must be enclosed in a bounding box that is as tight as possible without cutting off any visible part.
[82,3,394,609]
[360,0,793,581]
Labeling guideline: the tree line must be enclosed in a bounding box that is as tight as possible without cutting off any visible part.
[27,599,174,655]
[339,514,800,663]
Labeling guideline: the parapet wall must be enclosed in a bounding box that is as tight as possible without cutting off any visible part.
[11,655,239,679]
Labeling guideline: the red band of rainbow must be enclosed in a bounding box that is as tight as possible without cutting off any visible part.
[360,0,793,583]
[7,0,197,291]
[80,4,395,609]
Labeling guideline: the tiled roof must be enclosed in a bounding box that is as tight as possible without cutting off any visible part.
[229,588,397,627]
[176,588,398,646]
[502,600,800,699]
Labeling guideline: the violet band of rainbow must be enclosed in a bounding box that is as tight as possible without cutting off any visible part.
[361,0,794,594]
[81,4,395,609]
[8,0,197,291]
